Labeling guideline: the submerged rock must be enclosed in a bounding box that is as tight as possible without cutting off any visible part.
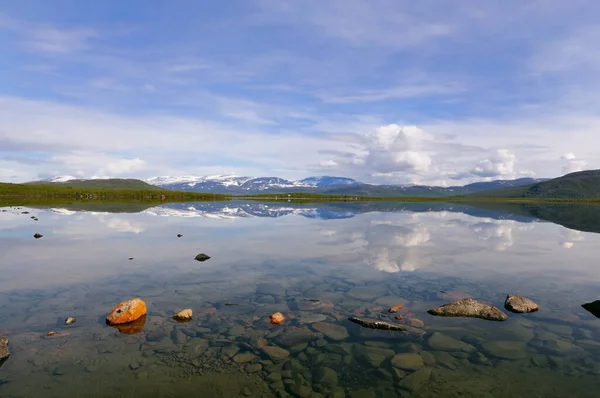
[504,294,539,313]
[389,304,404,313]
[352,344,395,368]
[64,317,76,326]
[582,300,600,318]
[397,367,432,393]
[257,283,285,296]
[270,312,286,325]
[261,345,290,361]
[33,233,43,239]
[0,335,10,366]
[312,322,349,341]
[348,317,406,331]
[194,253,211,262]
[173,309,193,322]
[427,332,475,353]
[391,353,424,371]
[106,298,147,325]
[482,341,527,359]
[427,298,508,321]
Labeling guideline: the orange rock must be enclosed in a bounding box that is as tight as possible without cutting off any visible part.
[106,298,147,325]
[113,314,147,334]
[173,309,193,322]
[394,315,403,321]
[389,304,404,313]
[270,312,285,325]
[408,318,425,328]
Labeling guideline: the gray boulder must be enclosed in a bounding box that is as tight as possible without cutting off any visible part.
[0,335,9,367]
[427,298,508,321]
[504,294,539,313]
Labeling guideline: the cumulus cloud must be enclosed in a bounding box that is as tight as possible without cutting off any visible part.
[470,149,516,178]
[560,153,587,174]
[355,124,433,177]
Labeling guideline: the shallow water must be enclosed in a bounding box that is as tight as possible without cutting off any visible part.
[1,201,600,397]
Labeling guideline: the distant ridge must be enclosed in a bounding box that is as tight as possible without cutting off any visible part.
[28,175,549,197]
[466,170,600,199]
[26,178,161,191]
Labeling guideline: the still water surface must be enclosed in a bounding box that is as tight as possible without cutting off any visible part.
[1,201,600,397]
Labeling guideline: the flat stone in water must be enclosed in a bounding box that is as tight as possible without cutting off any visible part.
[297,312,327,324]
[246,363,262,373]
[391,353,424,371]
[346,286,381,300]
[397,367,432,393]
[256,283,286,296]
[428,298,508,321]
[0,335,9,366]
[261,345,290,361]
[233,352,257,363]
[312,322,349,341]
[277,329,319,347]
[482,341,527,359]
[194,253,211,262]
[352,344,395,368]
[505,294,539,313]
[427,333,476,353]
[314,366,338,388]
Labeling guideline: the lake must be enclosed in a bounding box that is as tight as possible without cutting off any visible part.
[1,201,600,397]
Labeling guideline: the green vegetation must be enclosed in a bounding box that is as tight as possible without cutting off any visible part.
[0,182,231,206]
[25,178,161,191]
[5,170,600,206]
[466,170,600,200]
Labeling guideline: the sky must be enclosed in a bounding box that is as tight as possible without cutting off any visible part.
[1,0,599,185]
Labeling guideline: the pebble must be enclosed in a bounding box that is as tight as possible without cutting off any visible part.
[241,386,252,396]
[389,304,403,313]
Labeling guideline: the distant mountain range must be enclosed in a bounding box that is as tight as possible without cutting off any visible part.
[28,174,548,197]
[26,170,600,199]
[143,175,547,196]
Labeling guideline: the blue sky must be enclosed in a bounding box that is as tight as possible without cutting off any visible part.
[0,0,599,184]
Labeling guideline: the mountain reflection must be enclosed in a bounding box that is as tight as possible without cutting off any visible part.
[2,201,600,292]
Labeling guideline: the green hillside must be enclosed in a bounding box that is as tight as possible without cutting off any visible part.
[27,178,160,191]
[0,182,231,204]
[465,170,600,200]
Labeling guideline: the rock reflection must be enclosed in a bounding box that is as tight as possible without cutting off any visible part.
[110,314,147,335]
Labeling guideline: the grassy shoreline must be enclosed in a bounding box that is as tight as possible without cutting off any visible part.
[3,182,600,205]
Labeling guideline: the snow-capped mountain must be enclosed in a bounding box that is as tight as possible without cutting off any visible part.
[42,175,80,183]
[144,175,361,194]
[143,202,360,220]
[299,176,360,187]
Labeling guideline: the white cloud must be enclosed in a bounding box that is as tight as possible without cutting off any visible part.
[0,14,97,54]
[470,149,516,178]
[359,124,432,176]
[560,153,587,174]
[319,160,338,168]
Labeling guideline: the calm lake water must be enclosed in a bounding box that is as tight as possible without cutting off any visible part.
[1,201,600,397]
